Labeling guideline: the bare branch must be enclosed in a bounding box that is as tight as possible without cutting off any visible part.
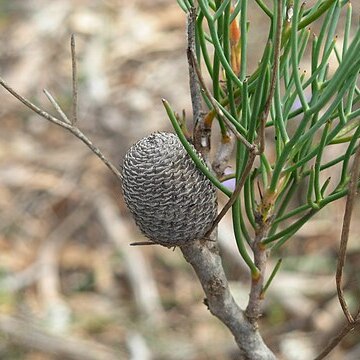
[336,143,360,324]
[71,33,78,125]
[0,76,122,182]
[43,89,71,124]
[0,76,69,127]
[187,7,202,127]
[313,310,360,360]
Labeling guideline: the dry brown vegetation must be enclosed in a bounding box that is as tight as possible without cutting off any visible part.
[0,1,359,359]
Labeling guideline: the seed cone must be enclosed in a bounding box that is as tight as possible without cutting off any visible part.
[121,132,217,247]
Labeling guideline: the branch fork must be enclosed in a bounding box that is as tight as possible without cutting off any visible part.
[0,35,122,183]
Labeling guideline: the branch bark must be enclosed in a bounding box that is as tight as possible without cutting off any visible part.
[245,223,271,323]
[245,0,283,324]
[180,238,276,360]
[183,5,278,358]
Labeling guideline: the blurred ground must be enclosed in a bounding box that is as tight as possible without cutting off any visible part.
[0,1,359,359]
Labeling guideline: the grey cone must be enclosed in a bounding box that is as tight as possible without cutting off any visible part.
[121,132,218,247]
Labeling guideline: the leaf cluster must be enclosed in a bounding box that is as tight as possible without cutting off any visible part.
[167,0,360,268]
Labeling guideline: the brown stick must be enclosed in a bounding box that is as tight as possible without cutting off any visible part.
[43,89,71,124]
[313,137,360,360]
[0,76,122,182]
[71,34,78,125]
[336,144,360,323]
[313,310,360,360]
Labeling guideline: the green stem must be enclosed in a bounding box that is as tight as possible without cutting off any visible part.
[261,259,282,295]
[233,199,260,276]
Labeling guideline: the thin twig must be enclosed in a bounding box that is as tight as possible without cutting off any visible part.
[71,33,78,125]
[257,0,283,154]
[313,310,360,360]
[336,143,360,324]
[130,241,159,246]
[187,6,202,130]
[43,89,71,124]
[0,76,122,182]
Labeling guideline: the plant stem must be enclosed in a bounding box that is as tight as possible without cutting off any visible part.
[180,239,276,360]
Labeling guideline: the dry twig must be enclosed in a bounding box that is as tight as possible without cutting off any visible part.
[0,43,122,183]
[43,89,71,124]
[336,144,360,324]
[314,143,360,359]
[313,310,360,360]
[71,34,78,125]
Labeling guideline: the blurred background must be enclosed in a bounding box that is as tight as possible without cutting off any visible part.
[0,1,359,359]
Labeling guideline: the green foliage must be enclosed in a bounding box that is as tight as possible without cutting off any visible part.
[169,1,359,268]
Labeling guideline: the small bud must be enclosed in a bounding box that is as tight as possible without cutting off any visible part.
[121,132,217,247]
[229,8,241,75]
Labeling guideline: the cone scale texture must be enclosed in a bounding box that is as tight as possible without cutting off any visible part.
[121,132,217,247]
